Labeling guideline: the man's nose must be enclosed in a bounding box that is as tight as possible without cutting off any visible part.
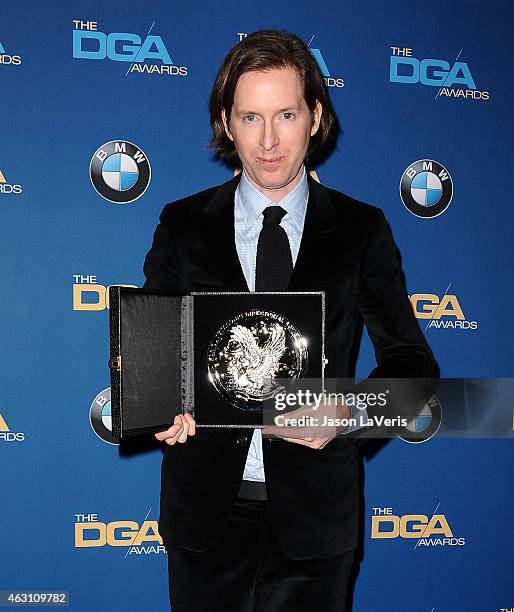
[260,120,279,151]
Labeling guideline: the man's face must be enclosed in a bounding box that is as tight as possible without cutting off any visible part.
[223,67,322,201]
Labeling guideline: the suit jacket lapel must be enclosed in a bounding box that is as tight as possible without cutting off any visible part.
[287,174,337,290]
[192,173,250,291]
[192,171,339,292]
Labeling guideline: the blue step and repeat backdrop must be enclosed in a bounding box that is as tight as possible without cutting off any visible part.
[1,1,513,610]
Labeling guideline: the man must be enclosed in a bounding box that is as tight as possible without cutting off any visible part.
[143,30,438,611]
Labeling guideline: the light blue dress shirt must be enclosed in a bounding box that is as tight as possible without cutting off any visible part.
[234,165,365,482]
[235,166,308,482]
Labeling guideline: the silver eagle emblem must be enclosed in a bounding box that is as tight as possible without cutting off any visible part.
[226,323,286,394]
[207,309,308,411]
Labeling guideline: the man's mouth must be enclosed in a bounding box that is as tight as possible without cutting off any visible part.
[257,156,284,168]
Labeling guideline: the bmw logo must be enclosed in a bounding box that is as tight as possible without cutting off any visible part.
[89,140,151,203]
[398,395,442,444]
[400,159,453,218]
[89,387,120,445]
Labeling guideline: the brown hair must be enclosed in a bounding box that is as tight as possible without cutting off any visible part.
[208,30,336,163]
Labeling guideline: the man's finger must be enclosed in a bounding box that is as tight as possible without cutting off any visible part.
[183,412,196,436]
[176,418,190,443]
[282,437,317,447]
[168,414,188,444]
[166,424,185,445]
[282,436,332,449]
[154,423,181,441]
[154,414,186,442]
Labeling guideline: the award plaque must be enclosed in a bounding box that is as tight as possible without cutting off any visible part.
[109,288,324,437]
[206,309,308,411]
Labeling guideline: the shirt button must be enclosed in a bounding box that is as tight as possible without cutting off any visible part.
[236,435,248,445]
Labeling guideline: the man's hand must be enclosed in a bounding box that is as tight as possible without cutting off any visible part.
[262,399,351,450]
[154,413,196,445]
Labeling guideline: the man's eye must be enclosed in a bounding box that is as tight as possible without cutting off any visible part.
[282,112,295,119]
[243,115,257,122]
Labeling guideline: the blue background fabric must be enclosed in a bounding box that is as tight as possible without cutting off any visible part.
[1,1,512,610]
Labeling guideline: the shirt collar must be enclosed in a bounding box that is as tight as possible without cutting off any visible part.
[237,165,309,229]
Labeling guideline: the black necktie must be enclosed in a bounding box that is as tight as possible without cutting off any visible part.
[255,205,293,291]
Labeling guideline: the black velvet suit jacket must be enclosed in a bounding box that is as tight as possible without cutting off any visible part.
[142,172,438,560]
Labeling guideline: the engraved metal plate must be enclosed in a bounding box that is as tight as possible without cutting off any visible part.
[207,309,308,411]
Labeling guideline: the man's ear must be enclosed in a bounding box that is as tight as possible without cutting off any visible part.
[222,109,234,142]
[310,100,323,137]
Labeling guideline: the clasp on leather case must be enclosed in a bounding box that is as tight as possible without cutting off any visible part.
[108,356,121,372]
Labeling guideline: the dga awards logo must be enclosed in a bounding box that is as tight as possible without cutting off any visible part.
[236,33,344,88]
[389,46,489,101]
[74,510,166,556]
[0,169,22,195]
[410,285,478,331]
[90,141,151,203]
[400,159,453,218]
[371,504,466,546]
[72,20,188,76]
[89,387,119,445]
[0,40,22,65]
[307,35,344,88]
[398,395,442,444]
[0,413,25,442]
[72,275,137,311]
